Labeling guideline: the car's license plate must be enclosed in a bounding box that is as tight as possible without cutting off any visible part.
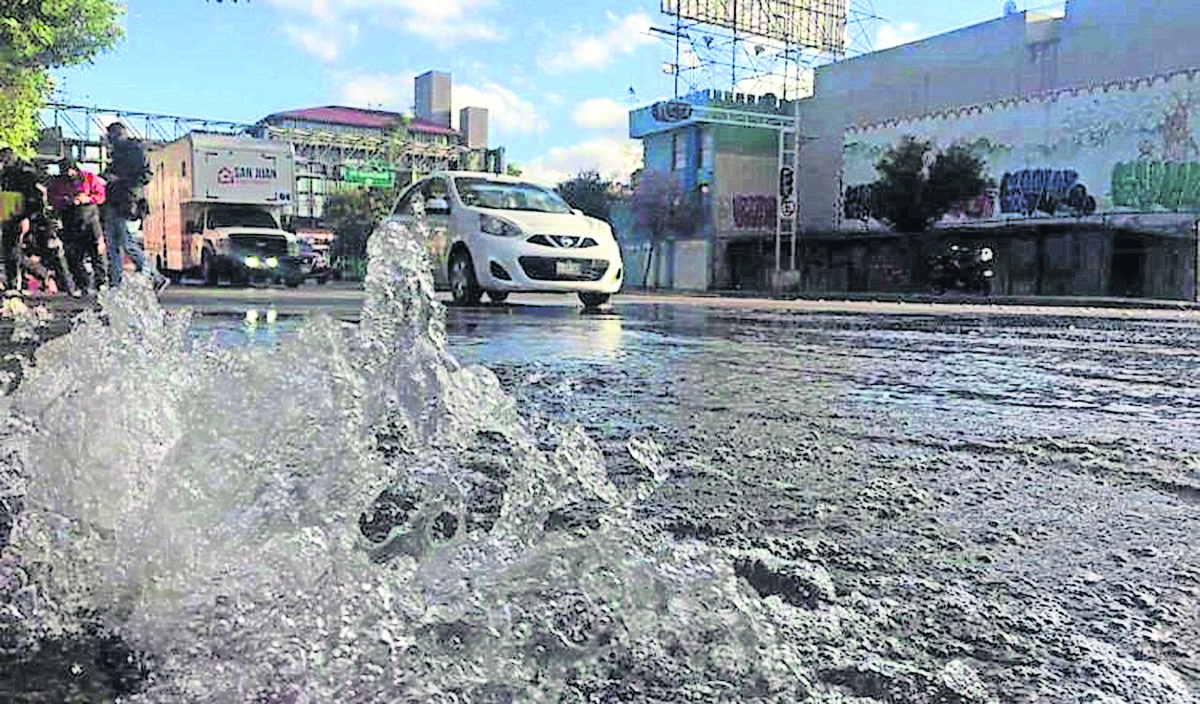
[556,260,582,276]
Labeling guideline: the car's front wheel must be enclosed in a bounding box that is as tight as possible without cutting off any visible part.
[578,292,610,308]
[449,250,483,306]
[201,249,218,286]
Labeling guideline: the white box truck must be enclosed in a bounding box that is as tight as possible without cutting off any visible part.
[144,132,310,287]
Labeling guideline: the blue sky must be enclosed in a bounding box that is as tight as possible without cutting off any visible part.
[51,0,1061,185]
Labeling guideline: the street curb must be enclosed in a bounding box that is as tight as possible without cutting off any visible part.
[617,288,1200,311]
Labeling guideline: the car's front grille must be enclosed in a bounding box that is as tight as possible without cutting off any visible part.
[518,257,609,282]
[527,234,598,249]
[230,234,289,257]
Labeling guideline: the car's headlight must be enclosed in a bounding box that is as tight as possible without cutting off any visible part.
[244,256,261,268]
[480,213,523,237]
[265,257,279,268]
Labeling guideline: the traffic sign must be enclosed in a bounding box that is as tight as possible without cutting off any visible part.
[344,167,395,188]
[781,198,797,218]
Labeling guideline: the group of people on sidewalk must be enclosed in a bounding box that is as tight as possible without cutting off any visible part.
[0,121,168,298]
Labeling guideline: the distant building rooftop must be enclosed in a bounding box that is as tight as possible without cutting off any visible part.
[260,106,460,136]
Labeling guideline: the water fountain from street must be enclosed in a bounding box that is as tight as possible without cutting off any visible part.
[0,206,844,702]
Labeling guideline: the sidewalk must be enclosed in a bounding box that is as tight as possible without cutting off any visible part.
[619,287,1200,311]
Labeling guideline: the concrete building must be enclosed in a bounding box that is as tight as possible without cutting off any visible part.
[459,106,488,150]
[627,0,1200,300]
[415,71,453,129]
[627,91,799,290]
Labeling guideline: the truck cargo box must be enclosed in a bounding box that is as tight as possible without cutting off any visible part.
[150,132,295,206]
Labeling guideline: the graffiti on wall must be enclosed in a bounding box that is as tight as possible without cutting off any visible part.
[843,182,997,222]
[999,169,1097,216]
[840,71,1200,226]
[732,194,777,229]
[1111,160,1200,210]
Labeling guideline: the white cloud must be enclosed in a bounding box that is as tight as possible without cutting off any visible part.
[875,22,922,50]
[331,73,540,139]
[338,72,412,108]
[521,137,643,187]
[571,98,628,131]
[542,12,655,73]
[285,23,354,62]
[453,82,546,135]
[265,0,501,58]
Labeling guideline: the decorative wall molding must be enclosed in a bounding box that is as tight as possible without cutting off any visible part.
[844,67,1200,135]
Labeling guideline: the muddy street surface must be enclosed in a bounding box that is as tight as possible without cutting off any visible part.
[0,292,1197,702]
[446,301,1200,702]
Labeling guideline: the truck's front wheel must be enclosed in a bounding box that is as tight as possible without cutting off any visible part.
[201,250,218,286]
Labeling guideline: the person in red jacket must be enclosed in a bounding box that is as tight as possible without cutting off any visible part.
[49,159,108,295]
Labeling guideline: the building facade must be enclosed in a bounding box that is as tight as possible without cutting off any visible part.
[628,0,1200,299]
[257,71,504,226]
[627,91,800,290]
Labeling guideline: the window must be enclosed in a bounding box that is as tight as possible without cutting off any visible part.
[208,204,280,229]
[454,177,573,214]
[391,179,425,216]
[672,133,685,171]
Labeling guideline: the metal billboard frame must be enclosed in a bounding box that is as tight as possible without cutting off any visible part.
[660,0,848,55]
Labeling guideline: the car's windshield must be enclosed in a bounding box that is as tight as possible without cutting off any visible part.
[208,205,279,230]
[453,177,573,214]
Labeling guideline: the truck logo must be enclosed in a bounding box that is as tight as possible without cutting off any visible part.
[217,166,236,185]
[235,166,277,180]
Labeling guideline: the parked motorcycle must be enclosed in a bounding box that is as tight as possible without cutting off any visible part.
[928,244,995,296]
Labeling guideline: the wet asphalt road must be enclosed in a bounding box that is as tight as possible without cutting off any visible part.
[435,295,1200,701]
[440,296,1200,450]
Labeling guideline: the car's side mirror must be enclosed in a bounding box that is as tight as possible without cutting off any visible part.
[426,197,450,215]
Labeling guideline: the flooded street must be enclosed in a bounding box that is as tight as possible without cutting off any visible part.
[0,285,1197,702]
[448,301,1200,702]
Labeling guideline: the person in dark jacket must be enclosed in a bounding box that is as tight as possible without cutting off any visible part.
[101,122,167,291]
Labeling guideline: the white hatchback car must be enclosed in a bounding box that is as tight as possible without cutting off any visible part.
[386,171,624,308]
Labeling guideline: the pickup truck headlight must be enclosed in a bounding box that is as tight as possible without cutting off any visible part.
[480,213,523,237]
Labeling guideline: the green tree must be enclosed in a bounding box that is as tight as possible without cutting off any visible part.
[629,169,701,288]
[870,136,991,233]
[556,169,615,223]
[0,0,125,153]
[630,169,699,241]
[324,186,398,260]
[505,163,523,177]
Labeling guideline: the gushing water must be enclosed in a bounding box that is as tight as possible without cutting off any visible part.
[0,215,850,702]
